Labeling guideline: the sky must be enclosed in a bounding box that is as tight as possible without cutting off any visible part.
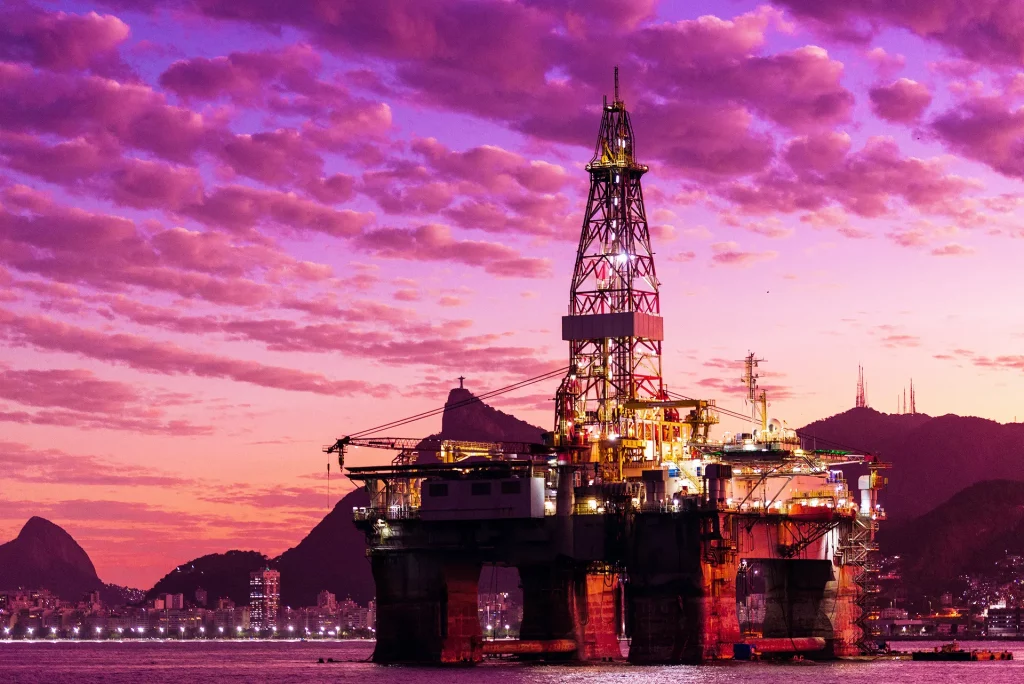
[3,0,1024,589]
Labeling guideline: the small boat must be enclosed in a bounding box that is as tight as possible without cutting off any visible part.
[911,642,1013,662]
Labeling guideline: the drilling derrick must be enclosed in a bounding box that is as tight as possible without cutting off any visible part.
[556,69,685,482]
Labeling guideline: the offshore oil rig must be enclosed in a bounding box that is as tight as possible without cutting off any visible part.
[327,71,888,665]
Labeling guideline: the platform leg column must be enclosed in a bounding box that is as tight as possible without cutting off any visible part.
[832,565,861,656]
[762,559,835,649]
[701,555,742,660]
[519,563,576,659]
[575,570,624,661]
[440,560,483,664]
[370,553,481,664]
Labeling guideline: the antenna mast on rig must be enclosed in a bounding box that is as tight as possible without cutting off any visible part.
[741,352,767,433]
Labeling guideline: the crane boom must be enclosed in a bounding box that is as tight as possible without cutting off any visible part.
[324,435,551,468]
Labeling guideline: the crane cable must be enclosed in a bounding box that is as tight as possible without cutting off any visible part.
[347,366,569,439]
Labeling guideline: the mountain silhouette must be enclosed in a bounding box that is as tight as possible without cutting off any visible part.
[0,517,102,599]
[799,407,1024,520]
[435,386,546,444]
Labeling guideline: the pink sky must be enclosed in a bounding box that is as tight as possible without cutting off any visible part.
[3,0,1024,589]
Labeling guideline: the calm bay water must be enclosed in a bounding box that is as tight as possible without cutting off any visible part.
[2,639,1022,683]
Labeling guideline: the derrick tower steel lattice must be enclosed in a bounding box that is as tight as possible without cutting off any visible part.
[555,68,670,481]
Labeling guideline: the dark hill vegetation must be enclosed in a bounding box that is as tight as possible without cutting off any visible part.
[146,550,269,607]
[799,407,1024,520]
[878,479,1024,593]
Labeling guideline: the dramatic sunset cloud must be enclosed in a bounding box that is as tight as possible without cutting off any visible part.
[2,0,1024,588]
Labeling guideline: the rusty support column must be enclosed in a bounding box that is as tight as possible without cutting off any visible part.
[575,570,624,661]
[831,564,861,656]
[700,540,741,660]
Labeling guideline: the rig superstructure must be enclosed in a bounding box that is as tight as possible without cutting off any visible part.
[328,72,888,665]
[554,69,717,481]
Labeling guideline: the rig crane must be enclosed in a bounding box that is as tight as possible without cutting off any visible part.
[324,435,552,468]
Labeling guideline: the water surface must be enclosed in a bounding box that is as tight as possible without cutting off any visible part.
[3,639,1022,683]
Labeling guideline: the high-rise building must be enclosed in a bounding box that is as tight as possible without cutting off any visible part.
[316,590,337,612]
[249,567,280,631]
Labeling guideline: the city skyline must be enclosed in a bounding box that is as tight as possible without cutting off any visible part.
[3,1,1024,589]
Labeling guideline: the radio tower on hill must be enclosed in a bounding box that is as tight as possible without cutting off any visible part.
[855,365,868,409]
[555,68,681,481]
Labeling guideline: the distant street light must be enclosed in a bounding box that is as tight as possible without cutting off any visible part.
[218,626,224,634]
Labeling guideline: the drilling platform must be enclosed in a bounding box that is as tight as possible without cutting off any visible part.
[328,72,887,665]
